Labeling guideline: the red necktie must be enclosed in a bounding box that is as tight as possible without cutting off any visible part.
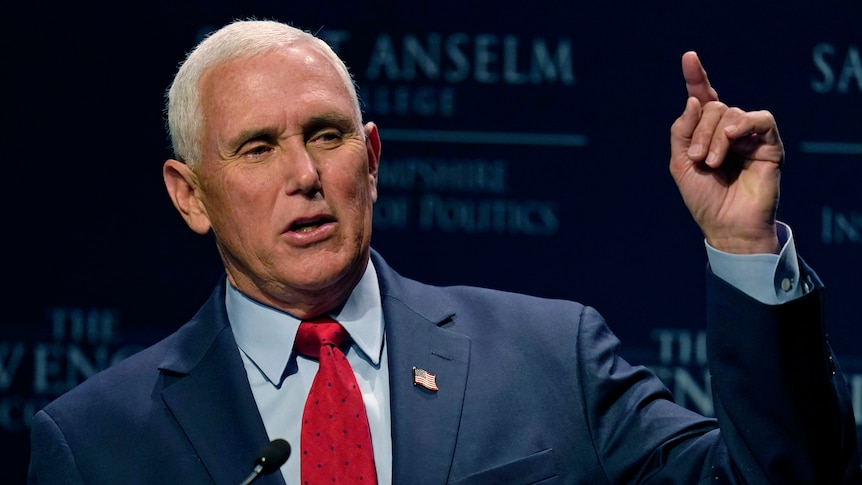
[294,317,377,484]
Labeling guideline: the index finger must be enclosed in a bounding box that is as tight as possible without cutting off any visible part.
[682,51,719,104]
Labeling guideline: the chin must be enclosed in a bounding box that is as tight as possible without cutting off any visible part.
[292,257,362,289]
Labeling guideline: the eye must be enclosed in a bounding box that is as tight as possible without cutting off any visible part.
[308,128,345,147]
[241,143,275,159]
[303,114,356,148]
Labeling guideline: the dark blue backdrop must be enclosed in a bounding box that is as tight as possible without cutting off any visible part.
[4,1,859,482]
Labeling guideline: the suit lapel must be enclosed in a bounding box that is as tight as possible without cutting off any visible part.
[374,252,471,484]
[158,280,286,485]
[158,258,471,484]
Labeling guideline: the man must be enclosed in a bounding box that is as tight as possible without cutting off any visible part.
[28,19,860,484]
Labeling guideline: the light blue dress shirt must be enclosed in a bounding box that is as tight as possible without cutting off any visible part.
[227,262,392,485]
[226,223,805,484]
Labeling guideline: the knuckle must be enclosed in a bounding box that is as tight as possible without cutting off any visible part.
[704,100,728,112]
[727,106,745,116]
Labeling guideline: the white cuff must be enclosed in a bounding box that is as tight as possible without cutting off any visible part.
[705,222,806,305]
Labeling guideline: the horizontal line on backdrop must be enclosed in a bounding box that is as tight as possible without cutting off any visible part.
[380,129,589,147]
[799,141,862,155]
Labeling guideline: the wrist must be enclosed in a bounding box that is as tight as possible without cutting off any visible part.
[705,233,780,255]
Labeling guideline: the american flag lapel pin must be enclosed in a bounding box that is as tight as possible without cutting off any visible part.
[413,366,439,391]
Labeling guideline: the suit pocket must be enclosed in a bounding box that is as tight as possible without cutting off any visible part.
[448,448,561,485]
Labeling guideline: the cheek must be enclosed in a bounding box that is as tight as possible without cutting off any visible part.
[329,176,375,242]
[345,174,378,216]
[200,174,273,232]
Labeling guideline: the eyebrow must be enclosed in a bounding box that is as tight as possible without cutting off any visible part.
[302,112,358,134]
[221,112,359,156]
[223,126,279,156]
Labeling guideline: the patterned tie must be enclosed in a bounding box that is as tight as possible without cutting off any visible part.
[294,317,377,484]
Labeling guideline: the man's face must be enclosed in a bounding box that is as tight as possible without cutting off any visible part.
[190,43,380,317]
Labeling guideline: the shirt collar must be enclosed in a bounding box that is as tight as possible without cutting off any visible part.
[226,260,384,385]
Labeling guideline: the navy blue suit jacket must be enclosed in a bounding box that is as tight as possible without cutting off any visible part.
[28,250,861,484]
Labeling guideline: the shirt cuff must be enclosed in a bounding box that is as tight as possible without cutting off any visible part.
[705,222,807,305]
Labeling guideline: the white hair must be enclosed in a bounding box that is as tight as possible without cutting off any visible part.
[165,19,361,168]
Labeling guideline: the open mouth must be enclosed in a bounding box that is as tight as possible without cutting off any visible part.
[290,216,335,233]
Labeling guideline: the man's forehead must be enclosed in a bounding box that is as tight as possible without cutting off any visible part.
[203,44,350,95]
[197,42,360,139]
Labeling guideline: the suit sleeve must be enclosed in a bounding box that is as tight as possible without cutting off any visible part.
[576,258,860,484]
[706,258,861,483]
[576,303,729,483]
[28,409,86,485]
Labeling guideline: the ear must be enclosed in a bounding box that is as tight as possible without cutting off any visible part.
[364,122,381,201]
[163,159,212,235]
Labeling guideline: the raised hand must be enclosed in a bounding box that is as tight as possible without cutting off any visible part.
[670,52,784,255]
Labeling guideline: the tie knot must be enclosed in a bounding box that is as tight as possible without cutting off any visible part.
[294,318,347,359]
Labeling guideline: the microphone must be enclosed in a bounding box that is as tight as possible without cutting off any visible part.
[238,439,291,485]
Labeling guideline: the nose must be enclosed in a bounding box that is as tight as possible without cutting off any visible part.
[283,144,322,197]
